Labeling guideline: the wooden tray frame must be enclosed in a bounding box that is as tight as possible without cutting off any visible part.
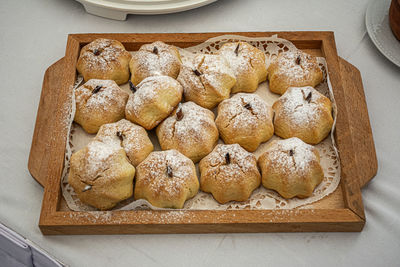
[28,32,378,235]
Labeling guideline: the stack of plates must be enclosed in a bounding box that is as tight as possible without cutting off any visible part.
[76,0,217,20]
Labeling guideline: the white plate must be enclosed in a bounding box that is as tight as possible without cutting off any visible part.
[366,0,400,67]
[76,0,217,20]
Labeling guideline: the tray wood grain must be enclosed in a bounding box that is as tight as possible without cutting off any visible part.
[28,32,377,234]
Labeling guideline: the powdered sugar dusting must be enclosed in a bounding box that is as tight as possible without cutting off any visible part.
[205,144,257,179]
[263,137,316,175]
[218,93,271,130]
[75,79,128,112]
[159,102,215,142]
[137,150,195,196]
[269,50,318,81]
[125,75,182,114]
[275,86,326,126]
[84,140,122,179]
[78,39,129,72]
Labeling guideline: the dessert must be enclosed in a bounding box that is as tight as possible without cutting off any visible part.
[177,54,236,109]
[129,41,182,85]
[267,50,323,95]
[258,137,324,199]
[74,79,129,134]
[218,41,267,93]
[125,75,183,130]
[216,93,274,152]
[199,144,261,204]
[273,86,333,144]
[68,140,135,210]
[94,119,153,167]
[134,150,199,209]
[156,102,219,163]
[76,38,132,85]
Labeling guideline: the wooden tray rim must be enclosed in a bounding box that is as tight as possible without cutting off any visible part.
[35,31,371,234]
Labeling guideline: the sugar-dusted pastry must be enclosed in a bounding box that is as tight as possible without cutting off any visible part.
[199,144,261,204]
[156,102,219,163]
[267,50,323,95]
[258,137,324,199]
[129,41,182,85]
[125,76,183,130]
[134,150,199,209]
[76,38,132,85]
[94,119,153,167]
[68,140,135,210]
[217,41,267,93]
[177,54,236,109]
[74,79,129,134]
[273,86,333,144]
[216,93,274,152]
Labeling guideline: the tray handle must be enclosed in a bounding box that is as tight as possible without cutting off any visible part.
[339,57,378,188]
[28,58,65,187]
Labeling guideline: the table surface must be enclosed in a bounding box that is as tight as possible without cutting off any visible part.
[1,0,399,266]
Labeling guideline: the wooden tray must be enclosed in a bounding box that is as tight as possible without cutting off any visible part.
[28,32,378,234]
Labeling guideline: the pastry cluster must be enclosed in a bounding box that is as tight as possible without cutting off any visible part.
[69,38,333,210]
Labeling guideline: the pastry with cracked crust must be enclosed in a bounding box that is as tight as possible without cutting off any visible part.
[94,119,153,167]
[68,140,135,210]
[76,38,132,85]
[129,41,182,85]
[156,101,219,163]
[267,50,323,95]
[134,150,199,209]
[216,93,274,152]
[199,144,261,204]
[273,86,333,145]
[217,41,267,93]
[177,54,236,109]
[74,79,129,134]
[125,75,183,130]
[258,137,324,199]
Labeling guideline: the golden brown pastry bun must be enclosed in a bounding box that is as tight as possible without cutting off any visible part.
[74,79,129,134]
[156,101,219,163]
[258,137,324,199]
[129,41,182,85]
[77,38,132,85]
[68,140,135,210]
[125,75,183,130]
[272,86,333,144]
[177,54,236,109]
[216,93,274,152]
[94,119,153,167]
[199,144,261,204]
[134,150,199,209]
[218,41,267,93]
[267,50,323,95]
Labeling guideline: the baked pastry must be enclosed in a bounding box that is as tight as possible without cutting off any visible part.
[76,38,132,85]
[273,86,333,144]
[177,54,236,109]
[156,101,219,163]
[216,93,274,152]
[74,79,129,134]
[94,119,153,167]
[199,144,261,204]
[267,50,323,95]
[125,76,183,130]
[217,41,267,93]
[258,137,324,199]
[129,41,182,85]
[68,140,135,210]
[134,150,199,209]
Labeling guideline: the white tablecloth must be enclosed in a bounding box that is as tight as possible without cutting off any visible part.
[0,0,399,266]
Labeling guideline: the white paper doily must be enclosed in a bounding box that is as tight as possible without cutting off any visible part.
[61,34,340,211]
